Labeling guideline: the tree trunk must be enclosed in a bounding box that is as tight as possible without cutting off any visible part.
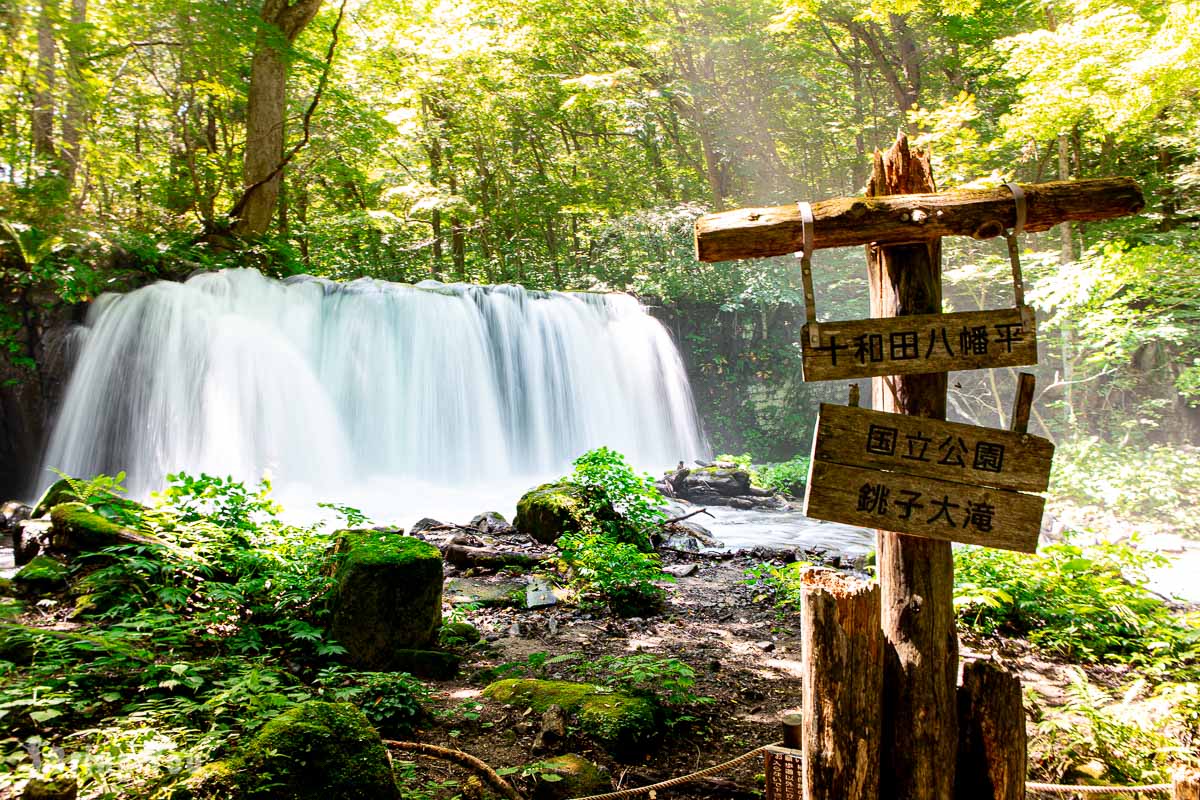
[232,0,324,237]
[955,660,1026,800]
[61,0,87,187]
[868,135,957,800]
[800,569,882,800]
[33,0,58,160]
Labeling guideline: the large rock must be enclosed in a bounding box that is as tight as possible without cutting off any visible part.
[47,503,165,553]
[469,511,514,536]
[679,467,751,503]
[483,678,659,753]
[187,701,398,799]
[330,532,444,670]
[515,482,593,545]
[13,555,68,593]
[531,754,611,800]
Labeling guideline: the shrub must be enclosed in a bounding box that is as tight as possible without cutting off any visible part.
[567,447,665,551]
[557,532,669,617]
[954,537,1200,677]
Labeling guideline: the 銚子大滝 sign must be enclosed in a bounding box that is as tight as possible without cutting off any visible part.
[803,403,1054,552]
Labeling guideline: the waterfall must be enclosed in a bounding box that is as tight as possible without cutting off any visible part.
[36,268,708,521]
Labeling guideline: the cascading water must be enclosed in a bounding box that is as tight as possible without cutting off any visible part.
[36,268,709,524]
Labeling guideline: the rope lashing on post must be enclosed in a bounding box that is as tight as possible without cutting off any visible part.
[1026,782,1173,795]
[568,742,782,800]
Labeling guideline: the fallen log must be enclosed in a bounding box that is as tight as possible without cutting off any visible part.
[442,543,550,570]
[694,178,1144,262]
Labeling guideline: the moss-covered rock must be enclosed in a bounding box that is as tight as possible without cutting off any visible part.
[515,482,594,545]
[531,754,611,800]
[0,577,15,596]
[330,532,444,671]
[483,679,659,752]
[14,555,68,592]
[31,478,74,518]
[190,701,398,799]
[440,620,482,645]
[48,503,164,553]
[21,774,78,799]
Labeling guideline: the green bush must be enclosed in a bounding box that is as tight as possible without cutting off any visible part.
[568,447,665,551]
[954,537,1200,676]
[755,456,810,496]
[557,532,669,617]
[1050,438,1200,535]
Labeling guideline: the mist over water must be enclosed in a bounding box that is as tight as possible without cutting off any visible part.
[38,268,709,523]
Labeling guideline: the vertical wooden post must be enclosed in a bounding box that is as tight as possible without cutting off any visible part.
[1176,770,1200,800]
[955,660,1026,800]
[800,568,882,800]
[867,134,958,800]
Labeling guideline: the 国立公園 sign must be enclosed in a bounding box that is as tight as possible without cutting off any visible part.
[803,403,1054,552]
[799,306,1038,382]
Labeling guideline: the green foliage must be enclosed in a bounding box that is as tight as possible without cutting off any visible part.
[568,447,666,550]
[572,654,711,711]
[743,561,815,611]
[1050,438,1200,536]
[557,532,670,617]
[0,471,408,798]
[1028,671,1192,785]
[755,456,811,496]
[954,538,1200,676]
[326,671,428,738]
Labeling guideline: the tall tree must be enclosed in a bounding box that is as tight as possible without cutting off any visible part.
[232,0,324,237]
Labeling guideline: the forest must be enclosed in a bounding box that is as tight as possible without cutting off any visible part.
[0,0,1198,797]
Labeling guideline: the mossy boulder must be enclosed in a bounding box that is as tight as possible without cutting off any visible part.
[21,774,78,799]
[189,701,398,799]
[483,679,659,752]
[515,482,594,545]
[47,503,166,553]
[31,478,74,518]
[531,754,611,800]
[330,532,444,671]
[14,555,68,592]
[440,620,482,645]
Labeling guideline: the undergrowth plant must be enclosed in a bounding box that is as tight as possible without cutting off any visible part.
[954,537,1200,677]
[557,448,672,616]
[0,471,428,797]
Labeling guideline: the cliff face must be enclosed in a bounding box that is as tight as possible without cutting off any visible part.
[0,309,81,500]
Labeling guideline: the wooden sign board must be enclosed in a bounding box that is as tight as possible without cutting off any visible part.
[800,306,1037,382]
[803,404,1053,553]
[804,461,1043,553]
[811,403,1054,493]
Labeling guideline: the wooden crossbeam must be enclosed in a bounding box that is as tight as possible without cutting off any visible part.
[694,177,1144,262]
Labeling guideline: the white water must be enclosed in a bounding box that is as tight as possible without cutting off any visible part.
[37,268,709,523]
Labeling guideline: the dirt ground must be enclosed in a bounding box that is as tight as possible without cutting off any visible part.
[401,546,1108,800]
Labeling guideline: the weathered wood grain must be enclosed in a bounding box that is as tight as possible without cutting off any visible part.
[811,403,1055,493]
[800,306,1038,382]
[955,660,1027,800]
[803,460,1043,553]
[866,137,958,800]
[800,569,882,800]
[694,177,1144,262]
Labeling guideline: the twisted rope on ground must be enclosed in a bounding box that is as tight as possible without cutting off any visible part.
[384,740,523,800]
[567,741,782,800]
[1026,782,1172,795]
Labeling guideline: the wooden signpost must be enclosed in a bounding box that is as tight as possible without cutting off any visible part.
[803,396,1055,553]
[800,306,1037,381]
[693,135,1145,800]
